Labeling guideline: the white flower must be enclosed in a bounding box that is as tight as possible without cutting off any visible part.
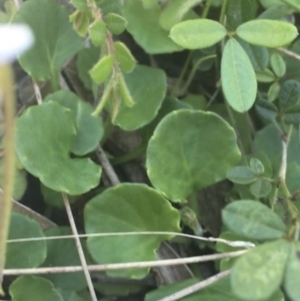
[0,24,34,64]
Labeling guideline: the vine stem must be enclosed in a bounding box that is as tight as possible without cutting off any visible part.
[201,0,212,18]
[62,193,98,301]
[0,64,16,294]
[219,0,228,24]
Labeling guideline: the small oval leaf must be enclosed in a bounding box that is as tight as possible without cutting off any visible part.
[221,38,257,113]
[170,19,227,49]
[89,54,114,84]
[89,19,106,46]
[114,41,136,73]
[222,200,286,240]
[236,19,298,48]
[105,13,127,35]
[270,53,286,77]
[227,166,257,184]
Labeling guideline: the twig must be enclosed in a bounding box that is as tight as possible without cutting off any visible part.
[6,231,255,249]
[156,270,231,301]
[62,193,98,301]
[96,146,120,185]
[3,250,247,276]
[277,47,300,61]
[32,80,42,105]
[279,136,288,183]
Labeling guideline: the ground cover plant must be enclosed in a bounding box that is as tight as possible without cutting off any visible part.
[1,0,300,300]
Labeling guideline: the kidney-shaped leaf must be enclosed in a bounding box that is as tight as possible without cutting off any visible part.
[44,91,104,156]
[221,38,257,113]
[113,65,167,131]
[9,276,64,301]
[236,19,298,48]
[6,213,46,269]
[16,102,101,195]
[42,227,86,291]
[146,110,241,202]
[231,240,290,301]
[222,200,286,240]
[170,19,227,49]
[16,0,83,81]
[284,241,300,301]
[84,183,180,279]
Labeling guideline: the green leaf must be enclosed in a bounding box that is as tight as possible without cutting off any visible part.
[114,41,136,73]
[89,55,114,84]
[159,0,203,31]
[226,166,257,184]
[236,19,298,48]
[84,183,180,278]
[279,79,300,110]
[221,38,257,113]
[44,90,104,156]
[118,73,135,107]
[283,104,300,124]
[6,213,46,269]
[250,158,265,174]
[88,19,106,47]
[58,290,88,301]
[268,82,281,101]
[141,0,159,9]
[231,240,290,301]
[255,99,278,120]
[284,241,300,301]
[222,200,286,240]
[146,110,241,202]
[9,276,64,301]
[42,227,86,291]
[71,10,90,37]
[250,179,272,198]
[122,0,183,54]
[96,0,122,15]
[70,0,89,13]
[260,0,283,8]
[105,13,127,35]
[270,53,286,77]
[256,69,276,83]
[238,39,269,72]
[170,19,227,49]
[226,0,259,30]
[281,0,300,10]
[16,102,101,195]
[258,4,294,20]
[112,65,167,131]
[76,46,99,90]
[16,0,83,81]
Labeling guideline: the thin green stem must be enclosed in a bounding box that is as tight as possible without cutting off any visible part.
[201,0,212,18]
[172,51,193,96]
[92,79,114,116]
[0,64,16,294]
[112,144,147,165]
[180,54,216,95]
[219,0,229,24]
[50,71,60,92]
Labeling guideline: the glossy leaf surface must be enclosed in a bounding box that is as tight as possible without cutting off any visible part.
[147,110,241,202]
[84,183,180,278]
[16,102,101,195]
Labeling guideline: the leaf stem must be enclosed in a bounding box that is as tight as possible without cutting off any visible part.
[201,0,212,19]
[0,64,16,294]
[219,0,228,24]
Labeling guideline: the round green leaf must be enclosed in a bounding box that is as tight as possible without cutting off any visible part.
[250,179,272,198]
[226,166,257,184]
[16,0,83,81]
[84,183,180,278]
[42,227,87,291]
[159,0,203,31]
[16,102,101,195]
[6,212,46,269]
[281,0,300,10]
[221,38,257,113]
[270,53,286,77]
[114,41,136,73]
[112,65,167,131]
[122,0,183,54]
[250,158,264,174]
[284,104,300,124]
[146,110,241,202]
[9,276,64,301]
[105,13,127,35]
[256,69,276,83]
[231,240,291,301]
[89,19,106,47]
[255,99,278,120]
[44,90,104,156]
[284,241,300,301]
[89,55,114,84]
[170,19,227,49]
[222,200,286,240]
[236,20,298,48]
